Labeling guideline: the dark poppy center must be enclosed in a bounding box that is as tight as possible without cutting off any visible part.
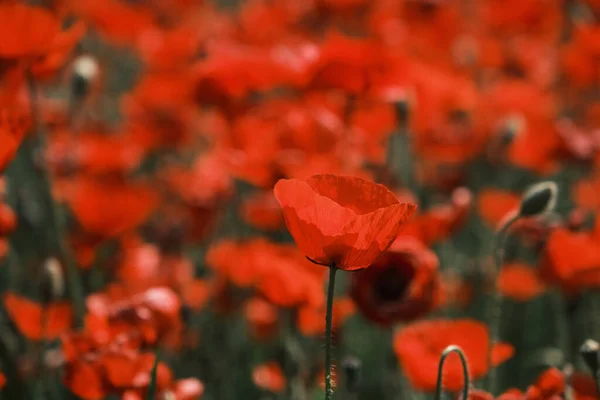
[373,261,416,303]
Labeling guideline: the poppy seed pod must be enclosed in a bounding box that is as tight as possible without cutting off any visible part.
[518,182,558,218]
[579,339,599,375]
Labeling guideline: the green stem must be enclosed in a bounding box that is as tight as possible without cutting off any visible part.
[435,345,470,400]
[25,71,85,327]
[325,266,337,400]
[486,214,519,394]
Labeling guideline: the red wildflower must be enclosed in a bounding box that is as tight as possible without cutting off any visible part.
[252,362,286,393]
[497,263,545,301]
[0,108,30,173]
[207,239,326,308]
[240,190,284,231]
[393,319,514,392]
[274,174,417,270]
[351,237,441,326]
[244,297,279,340]
[0,3,60,59]
[400,187,472,245]
[573,174,600,211]
[542,221,600,292]
[572,373,598,400]
[3,292,72,341]
[68,177,158,238]
[477,189,521,228]
[524,367,565,400]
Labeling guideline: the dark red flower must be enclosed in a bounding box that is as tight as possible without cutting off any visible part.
[351,237,441,326]
[274,174,417,270]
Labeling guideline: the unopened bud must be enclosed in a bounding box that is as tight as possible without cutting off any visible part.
[40,258,65,304]
[341,355,362,393]
[71,55,99,101]
[519,182,558,217]
[580,339,599,374]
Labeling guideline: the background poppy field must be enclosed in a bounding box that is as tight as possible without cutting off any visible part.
[0,0,599,399]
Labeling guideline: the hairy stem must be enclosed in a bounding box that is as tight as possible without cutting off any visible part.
[487,214,519,394]
[435,345,470,400]
[325,266,338,400]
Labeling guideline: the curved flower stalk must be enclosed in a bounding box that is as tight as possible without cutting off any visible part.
[487,181,558,394]
[435,345,470,400]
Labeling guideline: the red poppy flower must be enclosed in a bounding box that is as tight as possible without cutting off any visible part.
[351,237,441,326]
[542,222,600,292]
[573,174,600,211]
[477,189,521,228]
[400,187,472,245]
[0,108,30,173]
[240,190,284,231]
[572,372,598,400]
[524,367,565,400]
[207,239,325,308]
[67,177,158,238]
[497,263,545,301]
[31,20,87,81]
[46,130,145,176]
[274,174,417,270]
[252,362,286,393]
[71,0,154,46]
[3,292,72,341]
[393,319,514,392]
[0,3,60,59]
[244,297,279,340]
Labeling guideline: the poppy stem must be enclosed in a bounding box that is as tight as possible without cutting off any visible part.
[434,345,470,400]
[25,71,86,328]
[324,266,337,400]
[486,213,519,394]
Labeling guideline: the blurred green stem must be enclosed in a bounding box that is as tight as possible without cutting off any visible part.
[435,345,470,400]
[487,214,519,394]
[325,266,337,400]
[25,71,85,327]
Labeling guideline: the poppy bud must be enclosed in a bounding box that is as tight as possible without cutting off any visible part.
[71,55,99,101]
[501,114,525,144]
[518,182,558,218]
[40,257,64,304]
[341,355,361,393]
[579,339,599,375]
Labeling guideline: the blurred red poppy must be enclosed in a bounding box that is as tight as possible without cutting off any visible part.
[244,297,279,340]
[240,190,284,231]
[525,367,565,400]
[3,292,72,341]
[351,237,441,326]
[497,263,545,301]
[572,372,598,400]
[393,319,514,392]
[68,177,158,238]
[252,362,286,393]
[542,221,600,293]
[477,189,520,228]
[0,108,30,173]
[400,187,472,245]
[274,174,417,270]
[0,3,60,59]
